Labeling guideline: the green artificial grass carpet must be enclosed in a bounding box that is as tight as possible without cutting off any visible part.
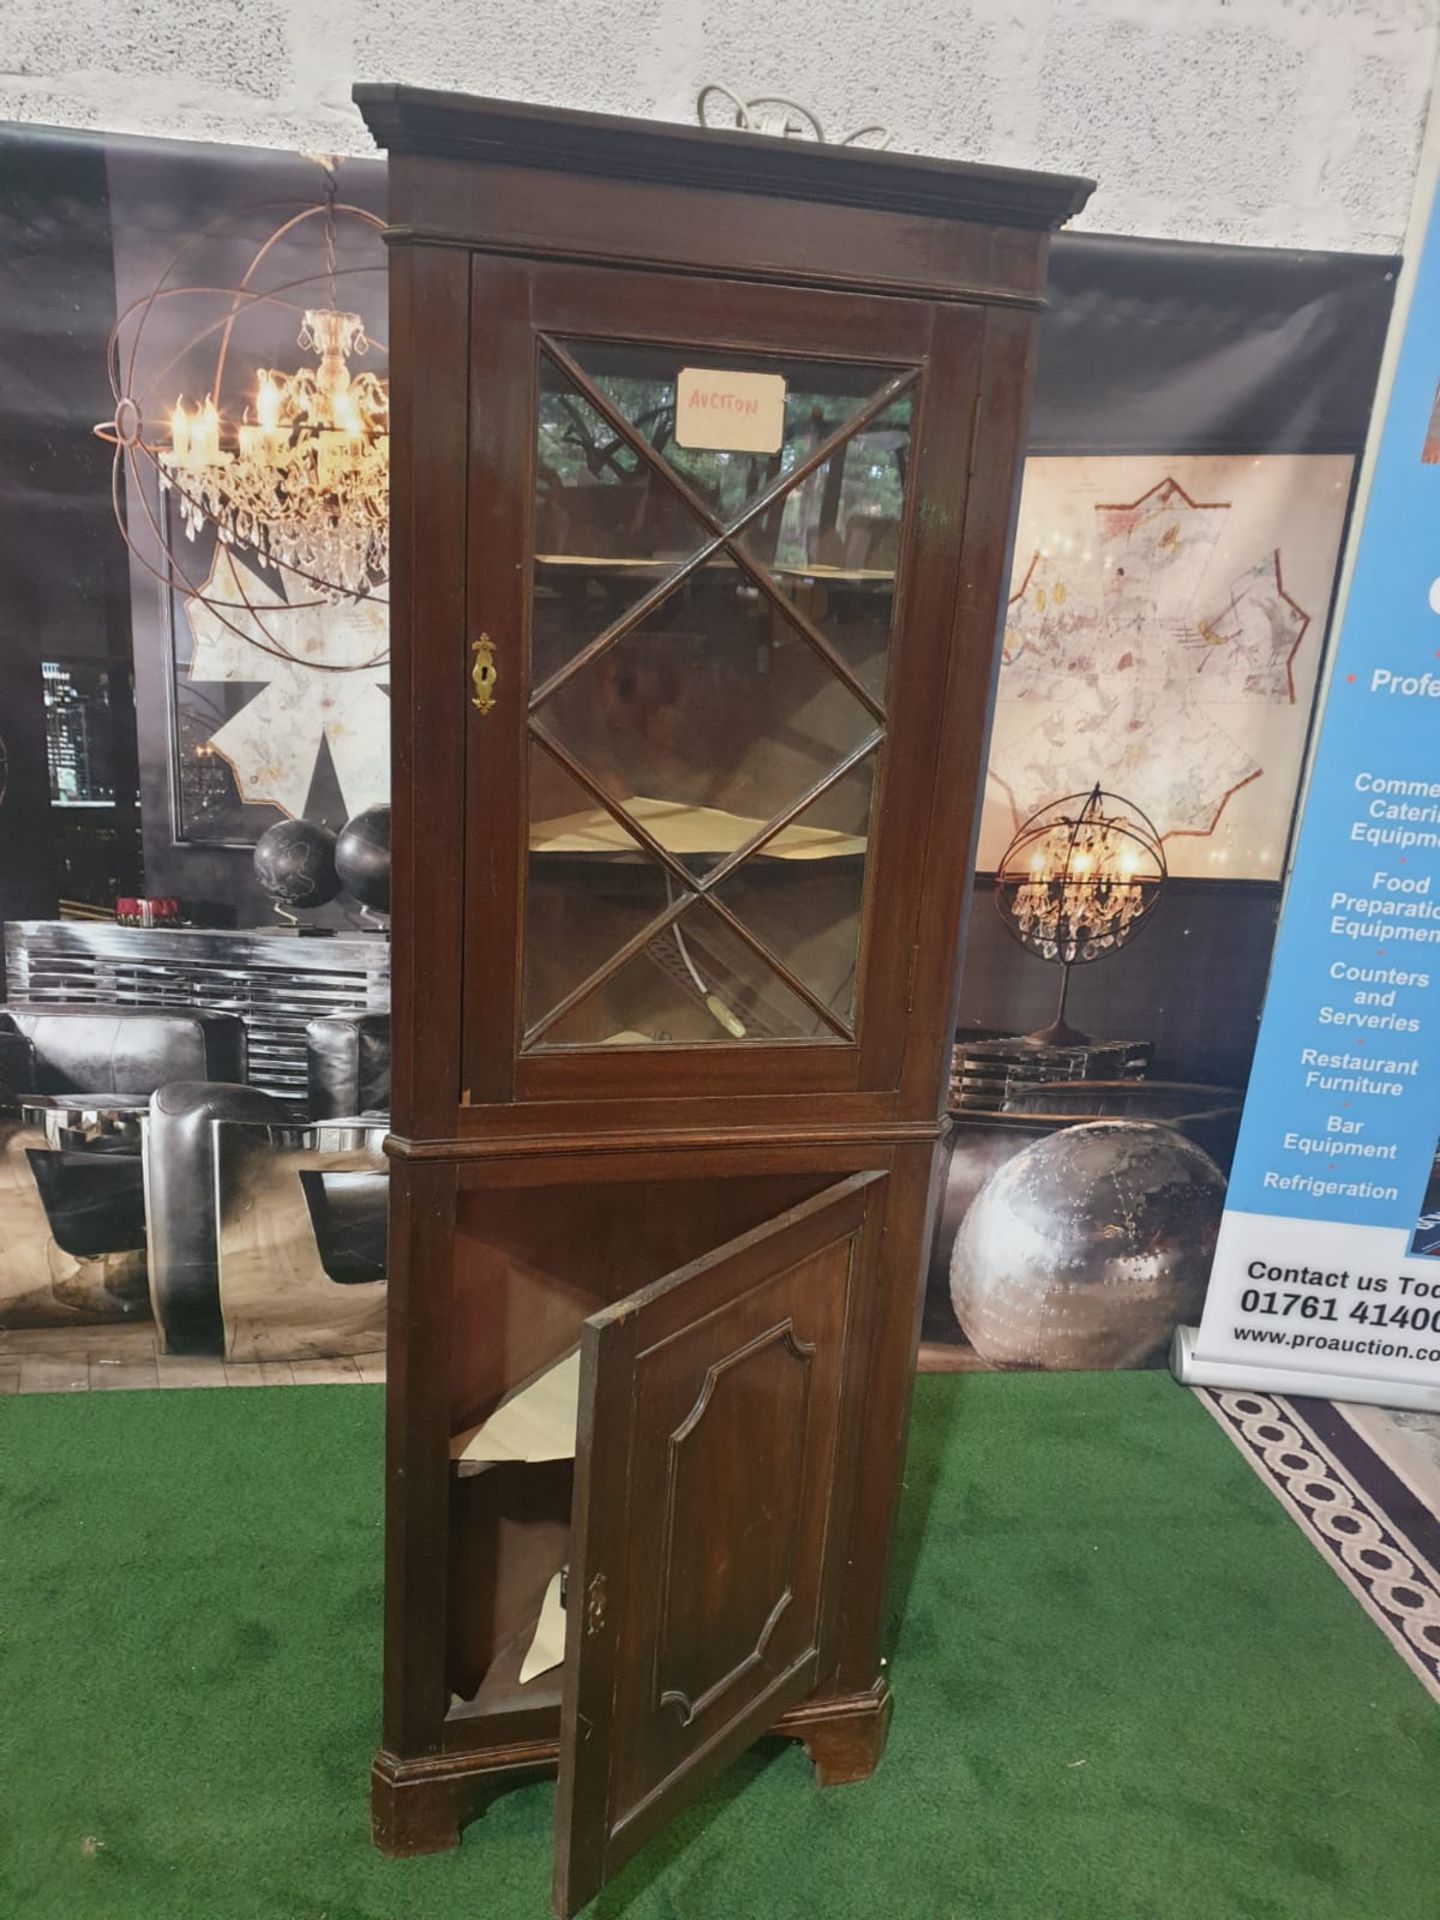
[1,1372,1436,1920]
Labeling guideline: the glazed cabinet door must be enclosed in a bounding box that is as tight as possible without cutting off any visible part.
[552,1170,887,1916]
[462,257,985,1108]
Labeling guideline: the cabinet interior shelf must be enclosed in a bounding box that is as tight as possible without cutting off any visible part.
[531,797,867,862]
[451,1349,582,1474]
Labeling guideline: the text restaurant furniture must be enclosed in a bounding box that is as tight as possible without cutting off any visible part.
[355,84,1091,1915]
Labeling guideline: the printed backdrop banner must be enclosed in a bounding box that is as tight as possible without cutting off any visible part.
[0,124,1398,1388]
[926,238,1395,1375]
[1176,183,1440,1413]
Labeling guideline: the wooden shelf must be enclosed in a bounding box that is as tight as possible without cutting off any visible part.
[535,552,895,583]
[451,1351,581,1474]
[531,796,867,862]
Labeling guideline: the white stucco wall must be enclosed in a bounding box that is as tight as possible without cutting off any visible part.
[1,0,1434,251]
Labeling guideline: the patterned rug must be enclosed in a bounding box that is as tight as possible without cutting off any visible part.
[1199,1388,1440,1702]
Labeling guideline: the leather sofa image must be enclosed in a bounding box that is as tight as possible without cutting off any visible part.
[0,1001,390,1363]
[145,1011,391,1359]
[0,1004,245,1327]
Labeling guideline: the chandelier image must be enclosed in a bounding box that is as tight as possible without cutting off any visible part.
[994,785,1167,1046]
[96,160,389,665]
[163,303,388,602]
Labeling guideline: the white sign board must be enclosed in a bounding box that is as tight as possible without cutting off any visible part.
[675,368,786,453]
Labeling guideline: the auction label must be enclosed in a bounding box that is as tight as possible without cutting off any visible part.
[674,368,786,453]
[1183,190,1440,1406]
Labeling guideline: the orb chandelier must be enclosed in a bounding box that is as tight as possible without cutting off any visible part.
[96,159,389,666]
[994,785,1167,1046]
[163,302,387,602]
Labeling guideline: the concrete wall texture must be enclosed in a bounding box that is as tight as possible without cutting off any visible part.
[0,0,1434,251]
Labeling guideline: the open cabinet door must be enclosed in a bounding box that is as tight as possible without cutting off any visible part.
[552,1170,887,1916]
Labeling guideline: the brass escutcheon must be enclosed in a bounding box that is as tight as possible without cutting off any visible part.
[470,634,497,713]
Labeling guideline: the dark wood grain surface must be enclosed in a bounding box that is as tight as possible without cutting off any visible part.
[555,1174,883,1915]
[356,84,1088,1901]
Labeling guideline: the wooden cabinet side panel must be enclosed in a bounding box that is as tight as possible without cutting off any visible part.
[387,243,471,1140]
[820,1138,947,1695]
[856,301,982,1090]
[461,256,535,1105]
[900,301,1044,1115]
[381,1157,460,1757]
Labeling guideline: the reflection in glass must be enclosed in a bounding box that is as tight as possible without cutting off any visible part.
[525,745,674,1031]
[564,339,795,529]
[560,337,909,571]
[522,337,909,1051]
[743,395,910,704]
[538,899,830,1047]
[709,753,876,1031]
[532,367,704,688]
[535,557,877,881]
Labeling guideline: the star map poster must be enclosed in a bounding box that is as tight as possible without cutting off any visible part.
[977,453,1355,880]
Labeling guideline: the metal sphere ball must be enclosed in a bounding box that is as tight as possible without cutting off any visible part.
[252,818,340,908]
[335,803,391,912]
[949,1121,1225,1370]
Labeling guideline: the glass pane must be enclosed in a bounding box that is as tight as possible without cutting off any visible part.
[533,361,708,687]
[561,338,906,547]
[562,340,787,528]
[709,753,876,1034]
[525,746,676,1034]
[554,340,910,705]
[533,557,877,881]
[741,395,910,705]
[536,899,834,1048]
[522,338,906,1054]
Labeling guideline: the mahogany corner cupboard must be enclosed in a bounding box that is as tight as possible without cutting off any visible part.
[354,84,1092,1915]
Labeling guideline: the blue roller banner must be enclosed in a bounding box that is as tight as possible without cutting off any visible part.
[1176,185,1440,1411]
